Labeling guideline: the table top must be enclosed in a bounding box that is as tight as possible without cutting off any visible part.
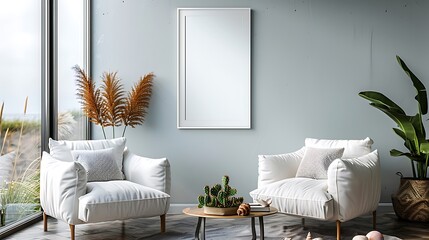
[183,207,278,219]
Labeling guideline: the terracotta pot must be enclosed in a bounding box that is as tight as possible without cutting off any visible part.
[391,178,429,222]
[203,206,238,216]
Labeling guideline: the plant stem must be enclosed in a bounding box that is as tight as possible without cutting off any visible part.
[423,154,429,178]
[112,126,115,138]
[12,97,28,181]
[1,128,9,155]
[121,125,127,138]
[411,159,416,178]
[101,126,107,140]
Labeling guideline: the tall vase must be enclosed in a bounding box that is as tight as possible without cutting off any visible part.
[391,178,429,222]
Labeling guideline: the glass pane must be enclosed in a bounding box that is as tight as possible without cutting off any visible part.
[57,0,86,140]
[0,1,42,227]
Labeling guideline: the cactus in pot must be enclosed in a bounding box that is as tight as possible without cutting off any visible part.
[198,176,244,215]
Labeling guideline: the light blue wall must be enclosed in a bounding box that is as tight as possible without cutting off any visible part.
[91,0,429,203]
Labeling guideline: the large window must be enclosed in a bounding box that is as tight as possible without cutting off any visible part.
[0,0,88,234]
[0,0,42,227]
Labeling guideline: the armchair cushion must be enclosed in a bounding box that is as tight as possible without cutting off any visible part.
[78,180,170,223]
[305,137,373,158]
[40,152,87,225]
[257,147,305,188]
[72,148,123,182]
[123,150,171,195]
[49,137,126,178]
[295,147,344,179]
[327,150,380,221]
[250,178,334,220]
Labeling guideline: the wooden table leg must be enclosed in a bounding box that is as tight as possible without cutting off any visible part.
[259,216,265,240]
[251,217,256,240]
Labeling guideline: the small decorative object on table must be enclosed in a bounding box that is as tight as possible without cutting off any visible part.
[197,175,244,216]
[237,203,250,216]
[249,203,270,212]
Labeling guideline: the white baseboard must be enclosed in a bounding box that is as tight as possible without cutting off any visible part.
[168,203,393,214]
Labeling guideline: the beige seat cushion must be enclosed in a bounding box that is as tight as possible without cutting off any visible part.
[78,180,170,223]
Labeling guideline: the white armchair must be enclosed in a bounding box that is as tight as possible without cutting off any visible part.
[250,138,380,240]
[40,138,171,240]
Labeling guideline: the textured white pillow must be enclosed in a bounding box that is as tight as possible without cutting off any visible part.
[296,147,344,179]
[0,151,15,183]
[305,137,373,158]
[49,137,126,177]
[71,148,123,182]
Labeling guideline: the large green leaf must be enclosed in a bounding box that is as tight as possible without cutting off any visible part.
[410,113,426,141]
[392,128,414,153]
[369,103,419,151]
[396,56,428,115]
[421,142,429,178]
[420,142,429,154]
[391,149,425,163]
[392,128,406,141]
[359,91,405,115]
[390,149,412,157]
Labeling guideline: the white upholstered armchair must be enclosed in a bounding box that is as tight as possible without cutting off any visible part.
[40,138,171,240]
[250,138,380,240]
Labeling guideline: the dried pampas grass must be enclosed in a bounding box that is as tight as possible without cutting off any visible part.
[74,65,154,139]
[121,72,154,137]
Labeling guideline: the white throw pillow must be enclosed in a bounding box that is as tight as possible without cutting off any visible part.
[49,137,126,177]
[295,147,344,179]
[48,139,74,162]
[257,147,305,188]
[0,151,15,184]
[72,148,123,182]
[305,137,373,158]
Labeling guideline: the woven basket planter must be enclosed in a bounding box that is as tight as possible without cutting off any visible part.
[392,178,429,222]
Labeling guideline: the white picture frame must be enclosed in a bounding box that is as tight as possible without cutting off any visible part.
[177,8,251,129]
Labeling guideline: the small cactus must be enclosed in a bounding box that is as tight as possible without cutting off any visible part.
[197,175,244,208]
[204,185,210,195]
[211,184,222,196]
[198,195,205,208]
[222,175,229,186]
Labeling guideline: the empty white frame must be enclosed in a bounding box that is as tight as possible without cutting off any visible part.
[177,8,251,129]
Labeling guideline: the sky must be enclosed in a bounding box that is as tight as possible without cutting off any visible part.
[0,1,41,116]
[0,0,83,118]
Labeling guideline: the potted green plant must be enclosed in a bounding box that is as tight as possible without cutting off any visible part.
[197,175,244,216]
[359,55,429,222]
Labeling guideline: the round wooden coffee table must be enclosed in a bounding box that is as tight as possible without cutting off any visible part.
[183,207,278,240]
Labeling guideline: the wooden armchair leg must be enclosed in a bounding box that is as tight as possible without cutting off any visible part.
[336,220,341,240]
[160,214,166,233]
[372,211,377,230]
[43,212,48,232]
[69,224,75,240]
